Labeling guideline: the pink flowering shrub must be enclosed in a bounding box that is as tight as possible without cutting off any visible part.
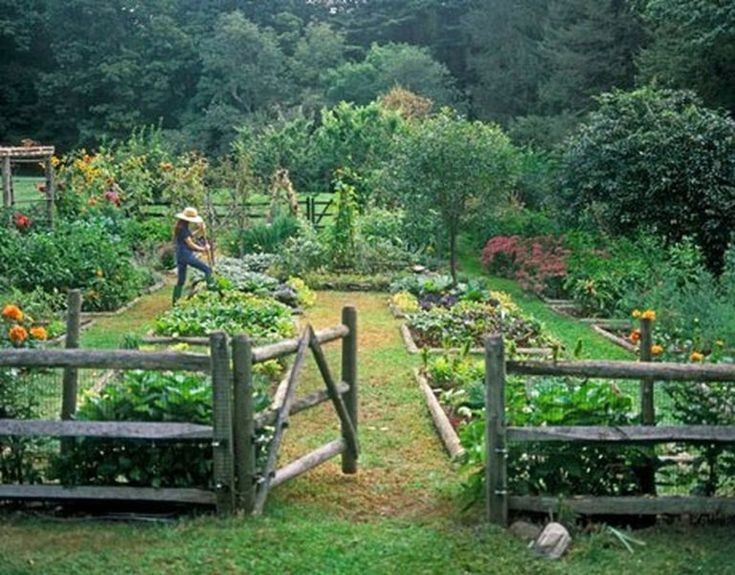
[481,235,569,297]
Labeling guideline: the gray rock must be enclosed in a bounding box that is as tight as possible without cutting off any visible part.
[509,520,542,541]
[532,522,571,560]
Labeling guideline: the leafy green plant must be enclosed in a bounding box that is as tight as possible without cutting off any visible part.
[154,291,295,339]
[457,376,647,504]
[226,215,300,256]
[0,220,150,312]
[52,370,272,488]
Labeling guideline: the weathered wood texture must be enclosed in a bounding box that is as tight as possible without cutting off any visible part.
[61,290,81,420]
[0,419,212,440]
[591,324,636,352]
[0,348,211,371]
[508,425,735,443]
[2,156,11,208]
[232,335,256,514]
[271,439,346,488]
[0,146,55,158]
[0,485,215,505]
[210,332,235,516]
[341,306,358,474]
[254,330,311,514]
[254,384,350,430]
[507,360,735,382]
[309,327,359,460]
[638,317,657,495]
[509,496,735,516]
[252,325,348,363]
[415,369,465,459]
[44,156,54,226]
[485,335,508,526]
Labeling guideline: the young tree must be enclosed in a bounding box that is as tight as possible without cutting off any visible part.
[389,111,519,284]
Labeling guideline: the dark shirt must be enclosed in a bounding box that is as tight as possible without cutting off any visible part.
[175,226,194,257]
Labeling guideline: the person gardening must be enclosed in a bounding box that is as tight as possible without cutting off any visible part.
[172,207,213,304]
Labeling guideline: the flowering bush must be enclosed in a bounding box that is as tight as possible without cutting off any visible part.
[1,304,48,349]
[0,221,150,312]
[481,235,569,297]
[12,212,32,233]
[55,128,207,219]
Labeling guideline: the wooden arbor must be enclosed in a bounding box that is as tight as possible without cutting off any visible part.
[0,145,55,224]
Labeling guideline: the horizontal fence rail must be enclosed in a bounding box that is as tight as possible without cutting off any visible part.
[0,289,358,516]
[0,348,211,372]
[485,331,735,526]
[507,359,735,382]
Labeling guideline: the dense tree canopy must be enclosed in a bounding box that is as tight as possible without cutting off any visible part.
[561,88,735,272]
[0,0,733,152]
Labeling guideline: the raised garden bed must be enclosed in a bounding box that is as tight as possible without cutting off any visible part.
[400,323,552,357]
[414,369,464,459]
[80,278,166,320]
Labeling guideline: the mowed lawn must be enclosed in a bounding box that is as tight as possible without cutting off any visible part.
[1,289,733,574]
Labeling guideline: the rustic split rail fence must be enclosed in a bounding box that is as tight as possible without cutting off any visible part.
[484,321,735,525]
[0,290,358,515]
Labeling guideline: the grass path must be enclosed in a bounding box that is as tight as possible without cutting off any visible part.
[0,286,733,573]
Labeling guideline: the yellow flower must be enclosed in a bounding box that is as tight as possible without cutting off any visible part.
[8,325,28,345]
[628,329,641,344]
[641,310,656,321]
[30,326,48,341]
[690,351,704,362]
[651,344,663,356]
[631,309,641,319]
[2,304,23,322]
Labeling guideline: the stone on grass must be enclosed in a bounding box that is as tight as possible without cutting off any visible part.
[509,520,542,542]
[531,522,571,560]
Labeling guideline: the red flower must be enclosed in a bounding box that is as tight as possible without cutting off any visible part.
[13,212,31,232]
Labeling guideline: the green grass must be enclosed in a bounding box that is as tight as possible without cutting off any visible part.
[3,286,733,573]
[10,176,46,205]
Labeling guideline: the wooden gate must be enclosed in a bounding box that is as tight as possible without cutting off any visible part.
[0,291,358,516]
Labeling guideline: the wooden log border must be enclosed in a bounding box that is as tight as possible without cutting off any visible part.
[591,324,636,353]
[414,369,465,459]
[0,485,215,505]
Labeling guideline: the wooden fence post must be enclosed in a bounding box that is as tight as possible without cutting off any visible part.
[341,306,358,474]
[210,331,235,516]
[45,156,55,227]
[2,156,11,210]
[639,317,657,495]
[61,290,81,420]
[232,334,256,514]
[485,334,508,526]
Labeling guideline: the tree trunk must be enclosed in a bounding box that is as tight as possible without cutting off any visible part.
[449,230,458,286]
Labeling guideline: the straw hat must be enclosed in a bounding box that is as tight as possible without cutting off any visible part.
[175,207,203,224]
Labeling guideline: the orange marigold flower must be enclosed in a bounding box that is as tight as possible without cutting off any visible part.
[651,344,663,356]
[8,325,28,345]
[631,309,642,319]
[30,326,48,341]
[641,310,656,321]
[690,351,704,363]
[629,329,641,344]
[2,304,23,322]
